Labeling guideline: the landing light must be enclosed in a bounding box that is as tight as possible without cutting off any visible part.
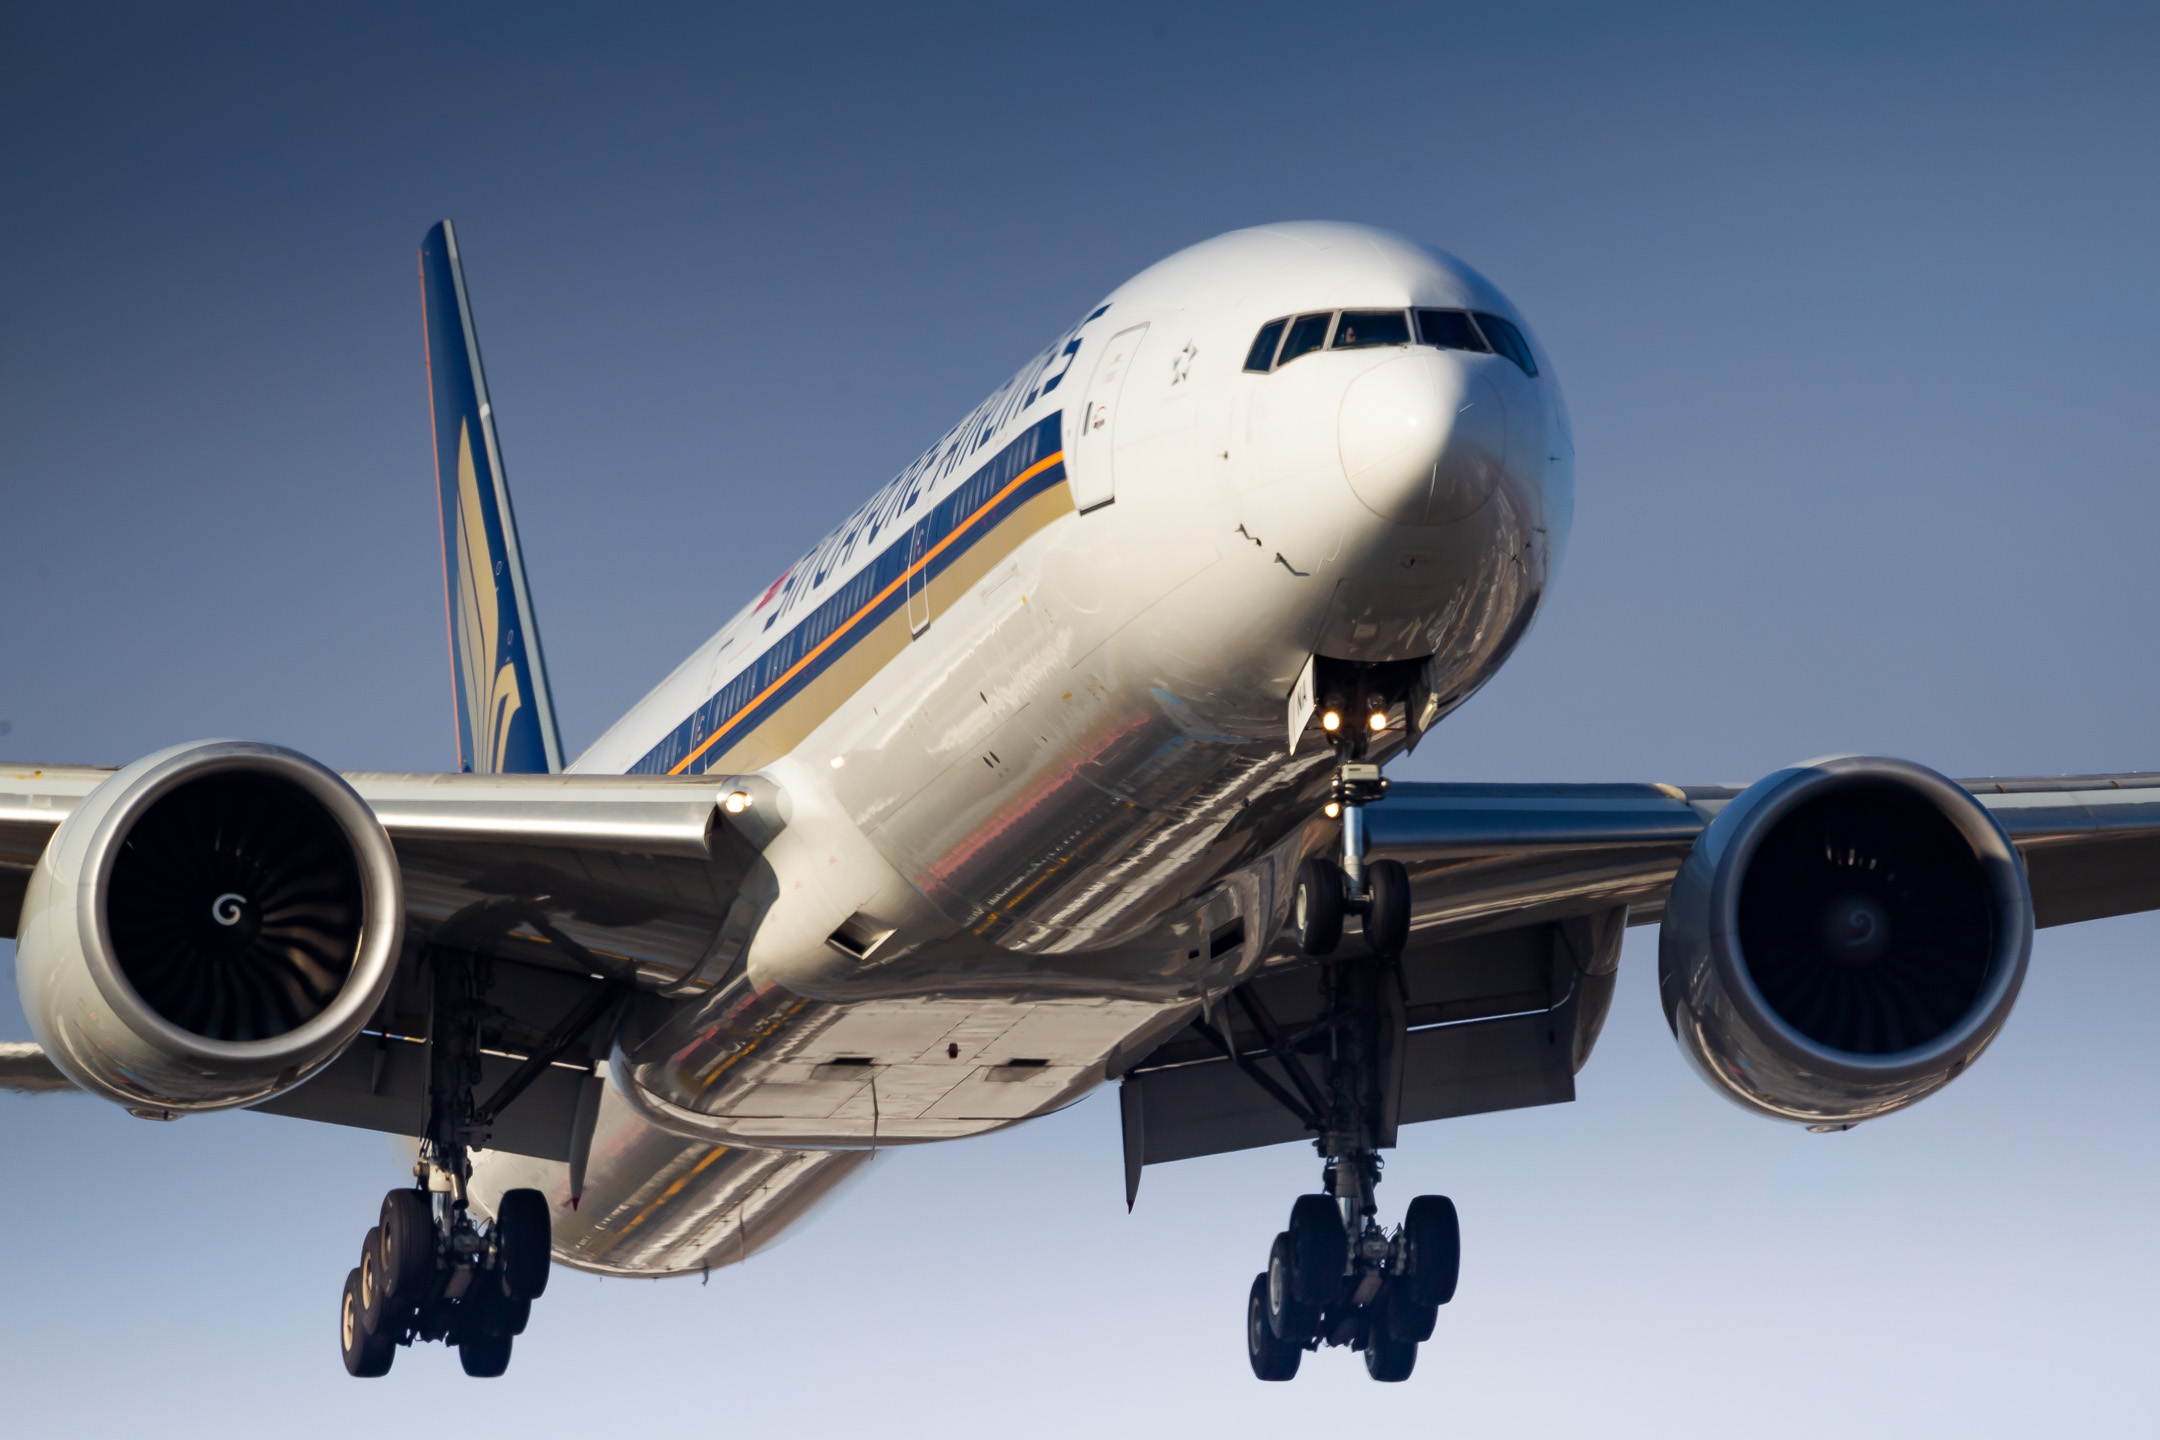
[1324,802,1341,818]
[1368,712,1387,732]
[1321,711,1342,733]
[830,756,846,769]
[723,791,753,814]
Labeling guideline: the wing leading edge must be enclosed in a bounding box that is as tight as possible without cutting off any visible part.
[1363,771,2160,937]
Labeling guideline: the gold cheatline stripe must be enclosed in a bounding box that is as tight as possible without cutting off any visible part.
[666,449,1067,776]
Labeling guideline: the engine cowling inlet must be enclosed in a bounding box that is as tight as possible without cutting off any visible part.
[14,741,403,1113]
[1658,755,2031,1126]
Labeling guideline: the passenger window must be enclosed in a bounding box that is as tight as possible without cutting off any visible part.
[1244,319,1288,373]
[1277,312,1333,366]
[1415,309,1488,353]
[1329,310,1411,350]
[1472,313,1537,376]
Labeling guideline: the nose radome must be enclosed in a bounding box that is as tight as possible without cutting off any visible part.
[1338,352,1508,526]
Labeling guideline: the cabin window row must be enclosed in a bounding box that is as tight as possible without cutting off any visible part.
[1242,308,1537,377]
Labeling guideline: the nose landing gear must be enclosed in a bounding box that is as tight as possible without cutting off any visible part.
[1248,739,1457,1381]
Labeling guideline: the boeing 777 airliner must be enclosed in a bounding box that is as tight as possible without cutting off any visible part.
[5,220,2156,1382]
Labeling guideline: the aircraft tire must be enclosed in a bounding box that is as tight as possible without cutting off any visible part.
[458,1328,513,1378]
[340,1267,394,1378]
[1364,859,1411,958]
[1286,1194,1347,1309]
[1401,1194,1460,1308]
[1246,1274,1301,1381]
[1364,1328,1417,1383]
[1385,1280,1438,1343]
[377,1189,432,1305]
[466,1276,531,1338]
[1265,1232,1320,1343]
[497,1187,552,1300]
[1293,857,1345,956]
[356,1226,388,1331]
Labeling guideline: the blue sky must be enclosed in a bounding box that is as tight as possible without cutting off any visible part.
[2,3,2156,1432]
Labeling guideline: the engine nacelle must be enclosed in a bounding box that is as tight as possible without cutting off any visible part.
[15,741,403,1115]
[1659,755,2031,1127]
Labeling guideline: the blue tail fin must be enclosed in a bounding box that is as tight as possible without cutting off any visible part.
[419,220,564,775]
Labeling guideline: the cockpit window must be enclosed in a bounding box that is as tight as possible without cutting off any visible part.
[1329,310,1411,350]
[1415,309,1488,353]
[1278,312,1333,366]
[1244,319,1287,373]
[1247,307,1535,375]
[1472,313,1537,376]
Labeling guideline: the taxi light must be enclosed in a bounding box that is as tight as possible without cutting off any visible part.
[723,791,753,814]
[1321,711,1342,733]
[1369,712,1387,732]
[1324,801,1342,818]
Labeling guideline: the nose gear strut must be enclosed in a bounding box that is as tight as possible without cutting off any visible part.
[1249,686,1459,1382]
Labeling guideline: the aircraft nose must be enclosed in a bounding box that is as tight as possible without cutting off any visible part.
[1337,351,1510,526]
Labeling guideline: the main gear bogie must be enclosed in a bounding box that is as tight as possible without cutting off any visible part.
[333,1184,552,1377]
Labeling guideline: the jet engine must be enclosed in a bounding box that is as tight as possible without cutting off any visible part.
[1658,755,2031,1126]
[14,741,403,1115]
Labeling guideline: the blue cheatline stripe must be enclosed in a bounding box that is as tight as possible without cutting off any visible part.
[630,413,1068,778]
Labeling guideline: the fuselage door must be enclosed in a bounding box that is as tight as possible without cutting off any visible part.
[1070,323,1149,512]
[906,516,933,635]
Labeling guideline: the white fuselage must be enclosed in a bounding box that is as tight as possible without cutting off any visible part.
[478,222,1573,1275]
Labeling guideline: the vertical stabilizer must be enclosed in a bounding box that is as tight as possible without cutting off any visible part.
[419,220,565,775]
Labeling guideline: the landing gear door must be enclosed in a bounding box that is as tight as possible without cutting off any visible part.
[1069,323,1148,513]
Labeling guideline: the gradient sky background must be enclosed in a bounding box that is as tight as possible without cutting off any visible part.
[3,2,2157,1433]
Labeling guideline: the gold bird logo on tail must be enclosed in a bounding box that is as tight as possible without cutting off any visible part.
[453,418,526,772]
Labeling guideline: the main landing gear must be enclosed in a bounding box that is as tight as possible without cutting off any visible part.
[340,1183,553,1378]
[1248,722,1459,1382]
[340,945,599,1377]
[1247,1182,1460,1382]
